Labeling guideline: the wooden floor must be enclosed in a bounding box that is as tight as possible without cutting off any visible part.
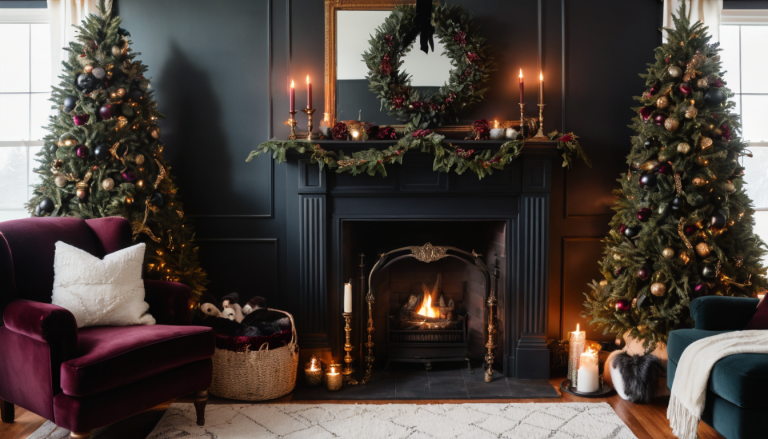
[0,376,724,439]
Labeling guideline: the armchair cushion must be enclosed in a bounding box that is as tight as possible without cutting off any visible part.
[60,325,213,397]
[144,280,192,326]
[744,295,768,329]
[690,296,758,330]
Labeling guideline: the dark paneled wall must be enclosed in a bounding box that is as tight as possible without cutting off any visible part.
[119,0,662,343]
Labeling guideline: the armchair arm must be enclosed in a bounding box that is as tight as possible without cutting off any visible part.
[144,280,191,325]
[3,299,78,358]
[690,296,758,330]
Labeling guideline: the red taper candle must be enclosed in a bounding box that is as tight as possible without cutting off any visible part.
[306,75,312,109]
[519,69,524,104]
[290,80,295,112]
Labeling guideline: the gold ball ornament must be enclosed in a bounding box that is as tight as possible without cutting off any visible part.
[700,136,713,150]
[54,174,67,188]
[111,45,122,57]
[75,181,89,200]
[101,177,114,191]
[656,96,670,109]
[668,66,682,78]
[83,64,94,74]
[693,176,707,187]
[679,251,691,264]
[697,78,709,89]
[150,127,161,139]
[650,282,667,296]
[662,247,675,259]
[640,159,660,171]
[695,242,711,257]
[677,142,691,154]
[685,105,698,119]
[116,87,127,97]
[664,117,680,132]
[135,154,145,165]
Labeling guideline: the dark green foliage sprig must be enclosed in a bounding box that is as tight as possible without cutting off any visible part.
[246,131,589,179]
[362,2,494,129]
[582,1,767,350]
[27,0,207,300]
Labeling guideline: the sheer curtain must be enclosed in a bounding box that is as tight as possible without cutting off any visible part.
[663,0,723,42]
[47,0,97,86]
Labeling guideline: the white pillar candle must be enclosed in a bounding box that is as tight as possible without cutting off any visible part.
[489,128,504,140]
[343,283,352,313]
[576,348,599,393]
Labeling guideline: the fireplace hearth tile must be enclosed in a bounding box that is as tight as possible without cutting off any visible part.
[290,362,559,401]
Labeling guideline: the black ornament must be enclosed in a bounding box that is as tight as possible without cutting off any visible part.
[671,196,685,211]
[643,140,653,150]
[624,226,641,239]
[116,144,127,157]
[63,96,78,113]
[94,144,110,160]
[76,73,97,91]
[703,89,726,107]
[38,197,54,213]
[711,212,726,229]
[128,88,145,102]
[701,264,717,280]
[636,294,648,308]
[150,192,164,207]
[639,173,657,188]
[637,264,651,281]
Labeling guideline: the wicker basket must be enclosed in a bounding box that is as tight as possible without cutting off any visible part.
[209,309,298,401]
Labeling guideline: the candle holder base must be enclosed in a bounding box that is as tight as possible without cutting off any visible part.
[559,379,614,398]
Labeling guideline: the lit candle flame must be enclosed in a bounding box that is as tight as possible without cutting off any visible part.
[306,75,310,84]
[576,323,580,332]
[493,120,499,129]
[540,72,543,81]
[519,69,523,78]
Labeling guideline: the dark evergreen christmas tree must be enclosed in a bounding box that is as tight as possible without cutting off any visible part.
[583,2,767,349]
[27,1,207,300]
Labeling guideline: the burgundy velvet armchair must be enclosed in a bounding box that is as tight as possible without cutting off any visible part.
[0,217,214,439]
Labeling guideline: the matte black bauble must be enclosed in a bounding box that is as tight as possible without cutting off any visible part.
[63,96,78,113]
[671,196,685,211]
[711,212,726,229]
[701,264,717,280]
[128,88,145,102]
[94,144,110,160]
[644,140,653,150]
[637,264,651,281]
[624,226,641,239]
[703,88,726,107]
[116,144,127,157]
[150,192,164,207]
[639,173,657,188]
[38,197,54,213]
[76,73,97,91]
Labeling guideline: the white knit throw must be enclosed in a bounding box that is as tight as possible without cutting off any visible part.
[667,329,768,439]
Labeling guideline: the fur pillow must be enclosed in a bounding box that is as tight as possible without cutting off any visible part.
[52,242,155,328]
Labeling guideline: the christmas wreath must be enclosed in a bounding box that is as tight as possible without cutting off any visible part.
[363,2,494,129]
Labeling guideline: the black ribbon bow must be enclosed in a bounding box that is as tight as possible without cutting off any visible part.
[402,0,435,54]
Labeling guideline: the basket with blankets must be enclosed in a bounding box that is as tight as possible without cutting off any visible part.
[199,293,298,400]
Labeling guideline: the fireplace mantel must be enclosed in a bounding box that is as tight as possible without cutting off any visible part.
[282,140,556,379]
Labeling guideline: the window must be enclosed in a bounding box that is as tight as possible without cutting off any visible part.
[720,10,768,254]
[0,8,51,222]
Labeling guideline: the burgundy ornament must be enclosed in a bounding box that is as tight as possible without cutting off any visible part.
[654,114,667,126]
[684,225,697,235]
[721,124,731,140]
[679,82,693,95]
[639,106,652,121]
[615,299,631,312]
[637,264,651,281]
[73,114,90,126]
[99,104,113,120]
[694,283,707,296]
[122,171,137,182]
[657,164,672,174]
[637,207,652,222]
[76,145,89,158]
[615,267,624,277]
[649,83,660,95]
[619,224,627,235]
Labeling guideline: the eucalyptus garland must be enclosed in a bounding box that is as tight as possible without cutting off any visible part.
[364,3,494,129]
[246,132,591,179]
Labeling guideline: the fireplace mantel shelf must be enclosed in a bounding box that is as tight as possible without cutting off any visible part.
[287,138,558,154]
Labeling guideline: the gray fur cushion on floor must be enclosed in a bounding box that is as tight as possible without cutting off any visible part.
[608,352,661,404]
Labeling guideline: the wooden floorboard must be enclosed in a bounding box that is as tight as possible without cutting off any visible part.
[0,376,725,439]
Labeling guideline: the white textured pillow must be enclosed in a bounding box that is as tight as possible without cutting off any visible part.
[52,241,155,328]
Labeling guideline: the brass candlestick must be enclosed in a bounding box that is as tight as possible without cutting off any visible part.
[533,104,547,138]
[518,103,526,139]
[342,312,357,383]
[301,108,316,140]
[362,292,375,384]
[484,266,500,382]
[288,110,298,140]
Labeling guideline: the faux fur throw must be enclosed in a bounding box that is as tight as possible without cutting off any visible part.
[52,242,155,328]
[668,330,768,439]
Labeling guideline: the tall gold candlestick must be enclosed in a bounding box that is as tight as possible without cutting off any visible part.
[533,104,547,138]
[288,110,298,140]
[518,103,526,139]
[361,292,375,384]
[302,108,316,141]
[342,312,357,383]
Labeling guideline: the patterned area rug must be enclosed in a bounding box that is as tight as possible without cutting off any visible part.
[144,402,637,439]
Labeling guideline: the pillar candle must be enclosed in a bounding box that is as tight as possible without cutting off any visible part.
[568,324,586,386]
[576,348,599,393]
[306,75,312,109]
[290,80,295,112]
[539,71,544,104]
[344,283,352,313]
[519,69,524,104]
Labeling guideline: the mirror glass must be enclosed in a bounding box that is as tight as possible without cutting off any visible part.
[336,10,452,125]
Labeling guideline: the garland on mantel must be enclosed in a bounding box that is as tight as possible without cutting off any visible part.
[246,131,591,179]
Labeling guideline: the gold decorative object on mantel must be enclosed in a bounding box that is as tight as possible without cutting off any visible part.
[342,312,357,384]
[408,242,448,263]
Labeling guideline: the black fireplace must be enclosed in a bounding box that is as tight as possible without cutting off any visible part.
[283,144,555,379]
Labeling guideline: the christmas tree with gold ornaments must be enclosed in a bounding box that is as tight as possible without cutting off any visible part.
[583,2,767,350]
[27,0,207,300]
